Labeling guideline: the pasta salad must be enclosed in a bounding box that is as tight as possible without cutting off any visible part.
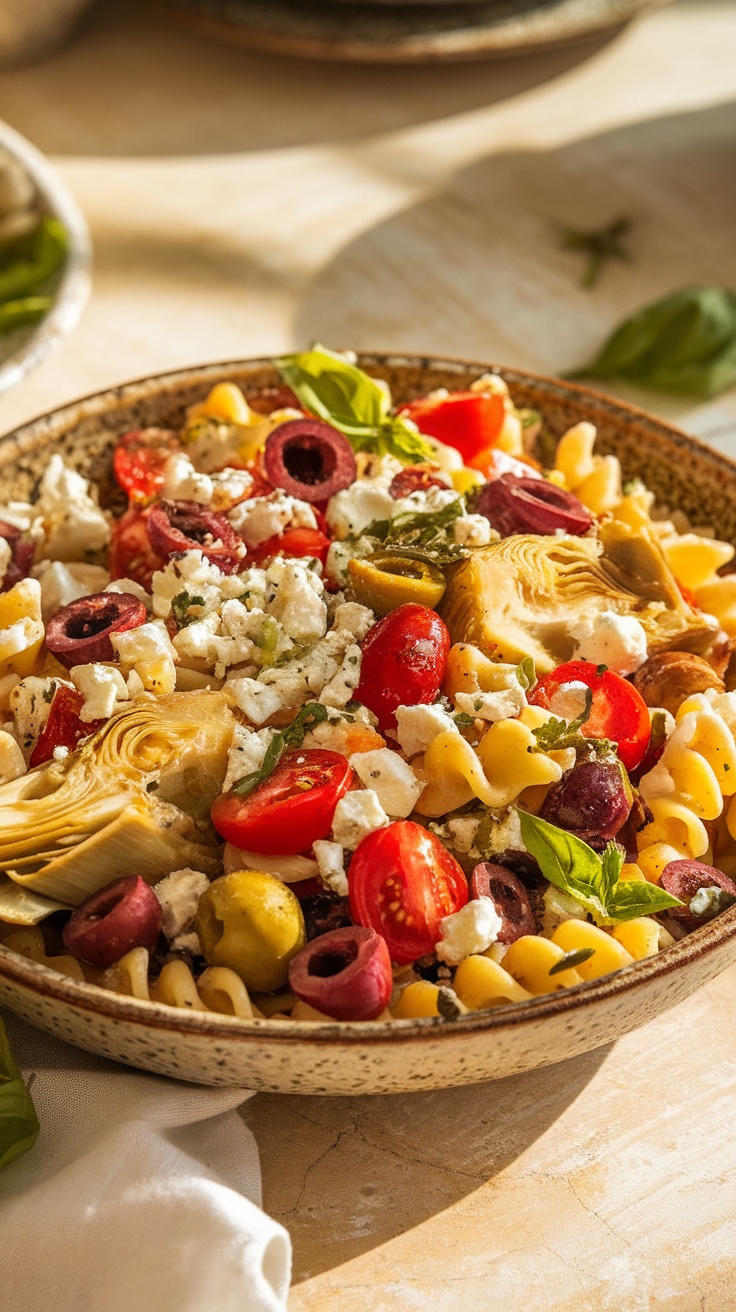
[1,346,736,1026]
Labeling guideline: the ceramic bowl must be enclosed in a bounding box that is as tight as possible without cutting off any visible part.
[0,354,734,1094]
[0,119,91,396]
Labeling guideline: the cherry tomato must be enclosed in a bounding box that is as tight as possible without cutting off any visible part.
[113,429,181,504]
[389,466,448,499]
[108,505,165,591]
[211,749,353,855]
[348,820,468,965]
[355,603,450,731]
[400,391,505,463]
[528,659,650,772]
[250,527,331,566]
[30,685,105,768]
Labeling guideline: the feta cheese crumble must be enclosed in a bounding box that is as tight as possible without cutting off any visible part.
[393,703,458,758]
[569,610,648,677]
[348,748,422,818]
[312,839,348,898]
[70,664,129,722]
[331,789,389,849]
[435,897,503,965]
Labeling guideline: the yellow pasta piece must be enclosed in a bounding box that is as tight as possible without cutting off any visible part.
[662,534,734,591]
[574,455,622,516]
[197,966,255,1019]
[188,381,252,426]
[415,731,491,815]
[2,926,85,981]
[500,935,584,994]
[0,579,44,678]
[442,642,518,703]
[695,575,736,634]
[101,946,152,999]
[551,922,634,978]
[454,954,532,1009]
[554,422,596,490]
[475,718,563,806]
[612,488,655,532]
[391,980,441,1019]
[611,917,661,960]
[450,467,484,496]
[637,797,709,859]
[151,959,208,1010]
[636,842,689,884]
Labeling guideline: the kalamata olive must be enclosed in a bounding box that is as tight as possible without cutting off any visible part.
[301,891,352,941]
[196,869,306,992]
[45,592,147,668]
[660,859,736,930]
[476,473,593,537]
[263,418,357,503]
[288,925,392,1021]
[62,874,163,967]
[0,520,35,591]
[146,500,244,573]
[470,863,537,943]
[539,758,632,843]
[389,467,448,500]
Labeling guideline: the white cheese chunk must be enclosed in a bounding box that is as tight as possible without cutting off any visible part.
[230,489,317,548]
[266,557,327,643]
[227,677,284,724]
[332,601,375,641]
[455,683,526,723]
[9,675,69,753]
[435,897,503,965]
[154,868,211,942]
[161,453,214,505]
[70,664,129,723]
[331,788,389,849]
[312,839,348,898]
[111,621,178,695]
[37,455,110,561]
[0,728,26,783]
[222,724,276,792]
[547,680,590,722]
[348,748,422,818]
[453,514,493,547]
[393,702,458,758]
[569,610,648,677]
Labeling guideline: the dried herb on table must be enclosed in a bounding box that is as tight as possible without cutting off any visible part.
[559,215,633,289]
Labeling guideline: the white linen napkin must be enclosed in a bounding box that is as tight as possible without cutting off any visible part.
[0,1012,291,1312]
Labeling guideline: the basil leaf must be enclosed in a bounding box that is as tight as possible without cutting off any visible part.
[171,591,205,628]
[231,702,329,798]
[599,841,625,904]
[572,287,736,398]
[0,1019,39,1171]
[517,810,609,923]
[275,345,435,462]
[606,878,684,923]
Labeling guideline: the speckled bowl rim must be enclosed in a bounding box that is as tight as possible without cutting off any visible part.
[1,351,735,1049]
[0,119,91,396]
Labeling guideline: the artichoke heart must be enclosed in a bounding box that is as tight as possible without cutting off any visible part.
[441,523,716,675]
[0,691,234,907]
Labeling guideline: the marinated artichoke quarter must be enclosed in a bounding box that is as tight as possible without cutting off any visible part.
[0,690,233,911]
[441,520,716,674]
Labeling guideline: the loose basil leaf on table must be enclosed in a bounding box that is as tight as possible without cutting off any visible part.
[517,810,684,926]
[571,286,736,398]
[0,1018,39,1171]
[275,344,435,462]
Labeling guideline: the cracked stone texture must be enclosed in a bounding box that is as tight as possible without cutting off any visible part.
[244,965,736,1310]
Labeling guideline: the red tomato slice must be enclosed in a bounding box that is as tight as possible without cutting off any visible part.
[356,603,451,731]
[528,659,650,772]
[30,686,105,768]
[211,749,353,855]
[108,505,165,591]
[348,820,468,965]
[250,527,331,566]
[113,429,181,504]
[400,391,505,462]
[469,447,542,479]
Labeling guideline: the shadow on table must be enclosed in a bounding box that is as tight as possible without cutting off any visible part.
[244,1041,611,1283]
[292,98,736,427]
[1,0,622,156]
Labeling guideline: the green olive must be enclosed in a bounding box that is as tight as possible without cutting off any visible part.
[195,869,306,993]
[348,552,446,616]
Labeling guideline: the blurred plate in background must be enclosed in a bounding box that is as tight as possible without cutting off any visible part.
[155,0,669,63]
[0,120,91,397]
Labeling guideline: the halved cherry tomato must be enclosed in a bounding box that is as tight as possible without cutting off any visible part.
[30,685,105,768]
[400,391,505,463]
[528,659,650,772]
[389,466,448,499]
[348,820,468,965]
[355,603,451,731]
[108,505,165,591]
[113,429,181,504]
[469,447,542,479]
[211,749,353,855]
[250,527,331,566]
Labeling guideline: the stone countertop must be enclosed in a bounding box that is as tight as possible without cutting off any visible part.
[0,1,735,1306]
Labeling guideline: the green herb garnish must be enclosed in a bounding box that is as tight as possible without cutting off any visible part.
[515,656,536,692]
[531,687,605,755]
[359,498,468,566]
[275,345,435,463]
[453,711,476,728]
[559,215,633,289]
[171,591,205,628]
[232,702,329,798]
[571,286,736,398]
[517,810,683,925]
[548,947,595,975]
[436,986,466,1020]
[0,1019,39,1171]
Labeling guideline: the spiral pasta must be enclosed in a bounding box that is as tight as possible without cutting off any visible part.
[553,422,623,516]
[637,695,736,880]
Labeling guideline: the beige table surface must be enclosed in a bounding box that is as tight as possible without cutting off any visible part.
[1,1,736,1307]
